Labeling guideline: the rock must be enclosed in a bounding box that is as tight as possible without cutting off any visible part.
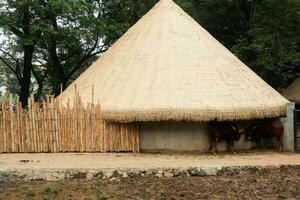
[164,171,174,178]
[102,170,115,179]
[93,171,104,179]
[109,177,117,181]
[155,170,163,178]
[201,166,222,176]
[173,169,181,177]
[145,169,155,175]
[155,173,163,178]
[128,169,140,177]
[86,172,96,180]
[122,173,128,178]
[72,171,87,179]
[187,167,200,176]
[187,167,222,176]
[125,170,134,178]
[47,171,66,181]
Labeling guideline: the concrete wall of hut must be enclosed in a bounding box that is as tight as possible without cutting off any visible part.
[139,121,253,152]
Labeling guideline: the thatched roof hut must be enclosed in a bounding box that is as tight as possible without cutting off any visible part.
[59,0,288,122]
[282,76,300,104]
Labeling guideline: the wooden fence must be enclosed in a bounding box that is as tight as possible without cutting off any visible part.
[0,96,139,153]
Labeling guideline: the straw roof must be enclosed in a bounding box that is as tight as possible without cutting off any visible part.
[59,0,288,122]
[282,76,300,104]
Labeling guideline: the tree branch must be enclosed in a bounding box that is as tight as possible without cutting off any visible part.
[0,56,22,84]
[0,48,22,79]
[60,50,85,62]
[0,56,16,73]
[0,49,19,63]
[66,45,107,80]
[8,25,24,37]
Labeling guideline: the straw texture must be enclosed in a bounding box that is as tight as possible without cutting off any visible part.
[59,0,288,122]
[282,76,300,104]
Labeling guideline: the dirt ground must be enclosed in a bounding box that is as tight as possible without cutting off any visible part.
[1,151,300,170]
[0,166,299,200]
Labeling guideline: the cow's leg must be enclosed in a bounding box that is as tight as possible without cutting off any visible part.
[231,142,236,154]
[209,141,216,154]
[212,140,218,154]
[209,142,213,153]
[275,136,279,150]
[228,140,236,154]
[277,136,283,152]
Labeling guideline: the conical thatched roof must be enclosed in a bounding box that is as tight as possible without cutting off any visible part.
[282,76,300,104]
[59,0,288,122]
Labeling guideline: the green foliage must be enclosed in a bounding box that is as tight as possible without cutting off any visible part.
[177,0,300,90]
[0,0,152,98]
[0,0,40,44]
[42,186,60,195]
[36,0,155,95]
[24,190,35,197]
[95,188,108,200]
[0,60,20,95]
[231,0,300,89]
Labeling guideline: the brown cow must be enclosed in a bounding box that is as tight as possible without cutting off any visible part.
[246,119,284,152]
[208,122,244,154]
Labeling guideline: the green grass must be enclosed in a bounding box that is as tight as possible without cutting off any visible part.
[24,190,35,197]
[41,186,60,195]
[95,189,108,200]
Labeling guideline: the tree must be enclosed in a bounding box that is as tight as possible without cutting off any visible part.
[178,0,300,89]
[0,0,46,107]
[0,0,143,101]
[37,0,157,96]
[230,0,300,89]
[36,0,112,95]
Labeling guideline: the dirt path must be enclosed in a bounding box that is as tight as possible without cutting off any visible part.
[1,151,300,170]
[0,166,299,200]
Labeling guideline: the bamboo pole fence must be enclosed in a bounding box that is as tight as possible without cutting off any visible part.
[0,95,139,153]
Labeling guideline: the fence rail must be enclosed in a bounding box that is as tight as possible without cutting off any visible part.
[0,95,139,153]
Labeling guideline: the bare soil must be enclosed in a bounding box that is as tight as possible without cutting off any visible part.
[0,166,299,200]
[1,151,300,170]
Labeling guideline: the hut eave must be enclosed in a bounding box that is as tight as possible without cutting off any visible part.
[100,104,288,122]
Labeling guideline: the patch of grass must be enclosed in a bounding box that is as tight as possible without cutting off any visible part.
[42,186,59,195]
[95,189,108,200]
[25,190,35,197]
[42,187,51,194]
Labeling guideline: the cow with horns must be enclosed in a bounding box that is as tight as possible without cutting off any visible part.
[246,119,284,152]
[208,121,244,154]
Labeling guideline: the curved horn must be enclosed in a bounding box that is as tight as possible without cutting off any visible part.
[229,123,237,131]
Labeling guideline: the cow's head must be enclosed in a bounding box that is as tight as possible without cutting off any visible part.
[230,124,244,141]
[246,125,259,141]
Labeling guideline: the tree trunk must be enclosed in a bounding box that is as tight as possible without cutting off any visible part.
[19,45,34,108]
[19,3,35,108]
[33,74,44,101]
[48,17,67,96]
[48,44,67,96]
